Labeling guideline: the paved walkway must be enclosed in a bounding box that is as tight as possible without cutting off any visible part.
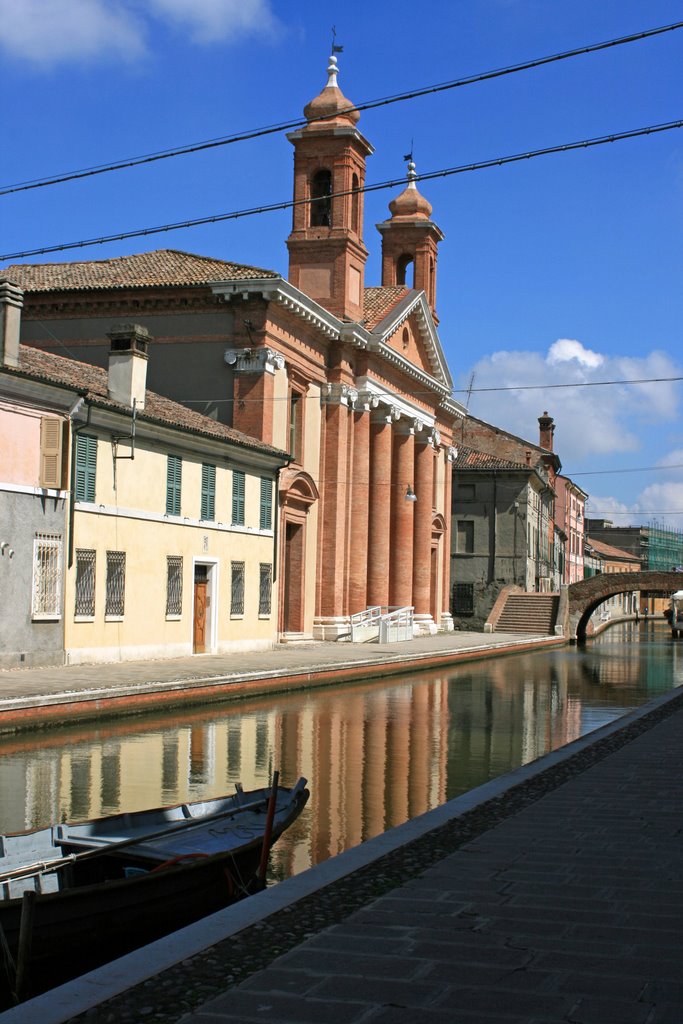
[0,631,561,731]
[5,681,682,1024]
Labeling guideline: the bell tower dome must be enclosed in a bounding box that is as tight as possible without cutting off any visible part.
[377,160,444,321]
[286,54,373,321]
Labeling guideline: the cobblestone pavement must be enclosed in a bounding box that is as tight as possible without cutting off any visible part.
[60,686,683,1024]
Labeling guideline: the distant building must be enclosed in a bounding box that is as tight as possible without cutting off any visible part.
[584,537,640,626]
[555,476,587,585]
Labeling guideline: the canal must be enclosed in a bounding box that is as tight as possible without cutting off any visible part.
[1,620,680,884]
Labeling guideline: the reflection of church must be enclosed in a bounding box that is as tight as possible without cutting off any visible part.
[9,54,464,641]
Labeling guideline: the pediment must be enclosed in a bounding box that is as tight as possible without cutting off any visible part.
[368,291,452,391]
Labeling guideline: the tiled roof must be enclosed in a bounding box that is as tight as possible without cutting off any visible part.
[586,537,640,563]
[362,286,409,329]
[453,444,532,472]
[1,249,279,293]
[8,345,287,459]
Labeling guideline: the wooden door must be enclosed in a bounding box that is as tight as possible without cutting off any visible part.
[193,580,207,653]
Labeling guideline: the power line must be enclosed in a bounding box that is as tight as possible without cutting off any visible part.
[455,374,683,394]
[568,464,683,476]
[1,20,681,198]
[2,117,681,263]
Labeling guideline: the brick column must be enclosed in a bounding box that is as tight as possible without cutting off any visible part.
[318,386,353,623]
[367,409,394,608]
[225,348,284,444]
[441,446,456,630]
[348,405,370,614]
[413,433,435,628]
[390,424,415,608]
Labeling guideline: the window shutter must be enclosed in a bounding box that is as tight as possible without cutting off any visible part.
[166,455,182,516]
[259,477,272,530]
[201,464,215,521]
[232,470,245,525]
[75,434,97,502]
[40,417,64,489]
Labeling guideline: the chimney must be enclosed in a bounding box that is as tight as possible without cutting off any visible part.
[107,323,150,411]
[0,279,24,369]
[538,410,555,452]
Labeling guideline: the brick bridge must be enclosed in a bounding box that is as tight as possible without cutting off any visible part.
[567,571,683,641]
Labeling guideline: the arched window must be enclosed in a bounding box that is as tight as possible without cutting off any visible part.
[397,254,414,287]
[310,170,332,227]
[351,173,360,234]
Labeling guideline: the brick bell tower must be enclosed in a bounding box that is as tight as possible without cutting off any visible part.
[377,160,444,322]
[286,54,373,321]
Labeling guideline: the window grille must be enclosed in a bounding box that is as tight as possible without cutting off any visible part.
[231,561,245,615]
[201,464,215,521]
[166,555,183,615]
[166,455,182,516]
[75,434,97,502]
[259,477,272,531]
[232,470,245,526]
[105,551,126,617]
[259,563,272,616]
[74,549,96,617]
[32,533,63,619]
[452,582,474,616]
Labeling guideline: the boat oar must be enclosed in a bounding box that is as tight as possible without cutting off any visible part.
[0,784,292,888]
[257,770,280,885]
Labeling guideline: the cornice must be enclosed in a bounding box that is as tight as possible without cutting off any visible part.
[211,278,342,341]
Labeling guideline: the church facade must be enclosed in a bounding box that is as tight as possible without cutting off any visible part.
[5,55,464,643]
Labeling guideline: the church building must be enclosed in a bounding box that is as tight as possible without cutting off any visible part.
[5,54,464,644]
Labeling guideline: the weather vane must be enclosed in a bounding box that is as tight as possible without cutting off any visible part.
[403,140,414,163]
[331,26,343,53]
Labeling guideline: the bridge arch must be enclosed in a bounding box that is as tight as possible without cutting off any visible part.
[567,571,683,641]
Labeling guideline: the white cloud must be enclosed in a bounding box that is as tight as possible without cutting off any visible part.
[0,0,278,65]
[547,338,604,370]
[461,342,682,465]
[0,0,145,64]
[147,0,278,43]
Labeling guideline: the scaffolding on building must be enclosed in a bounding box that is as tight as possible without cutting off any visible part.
[647,519,683,570]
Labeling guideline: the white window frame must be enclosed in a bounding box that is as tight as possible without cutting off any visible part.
[31,533,63,621]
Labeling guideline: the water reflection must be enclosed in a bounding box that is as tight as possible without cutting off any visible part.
[1,621,679,881]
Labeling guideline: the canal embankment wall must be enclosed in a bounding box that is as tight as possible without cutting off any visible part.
[0,631,566,735]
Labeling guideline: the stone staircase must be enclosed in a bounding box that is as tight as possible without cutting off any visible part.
[494,593,560,635]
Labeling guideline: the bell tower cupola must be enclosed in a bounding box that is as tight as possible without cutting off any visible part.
[286,54,373,321]
[377,160,444,321]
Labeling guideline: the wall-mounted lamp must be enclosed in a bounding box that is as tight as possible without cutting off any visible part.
[405,485,417,503]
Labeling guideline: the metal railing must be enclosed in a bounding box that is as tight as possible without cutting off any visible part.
[349,605,414,643]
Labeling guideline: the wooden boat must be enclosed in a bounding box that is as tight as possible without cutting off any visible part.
[0,775,309,1006]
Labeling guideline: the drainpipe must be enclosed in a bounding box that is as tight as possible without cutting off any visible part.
[68,398,91,570]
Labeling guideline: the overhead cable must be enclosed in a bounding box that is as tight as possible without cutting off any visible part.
[0,19,681,198]
[2,117,681,262]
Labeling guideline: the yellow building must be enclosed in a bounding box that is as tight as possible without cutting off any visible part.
[9,315,289,665]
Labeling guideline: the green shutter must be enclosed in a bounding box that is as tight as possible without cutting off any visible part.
[259,477,272,530]
[166,456,182,516]
[201,464,215,521]
[75,434,97,502]
[232,470,245,526]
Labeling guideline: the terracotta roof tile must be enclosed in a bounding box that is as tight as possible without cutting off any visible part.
[363,286,409,329]
[586,537,640,563]
[454,444,531,472]
[8,345,287,459]
[1,249,279,293]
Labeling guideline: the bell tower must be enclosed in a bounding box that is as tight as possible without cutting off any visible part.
[286,55,373,321]
[377,160,444,322]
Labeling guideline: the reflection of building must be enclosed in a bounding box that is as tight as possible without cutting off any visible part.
[6,55,463,642]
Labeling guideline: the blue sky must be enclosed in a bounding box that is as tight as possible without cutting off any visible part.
[1,0,682,527]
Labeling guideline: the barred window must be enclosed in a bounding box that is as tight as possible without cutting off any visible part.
[259,563,272,616]
[259,477,273,531]
[166,556,183,616]
[105,551,126,617]
[32,533,63,620]
[452,582,474,617]
[74,549,96,617]
[231,561,245,615]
